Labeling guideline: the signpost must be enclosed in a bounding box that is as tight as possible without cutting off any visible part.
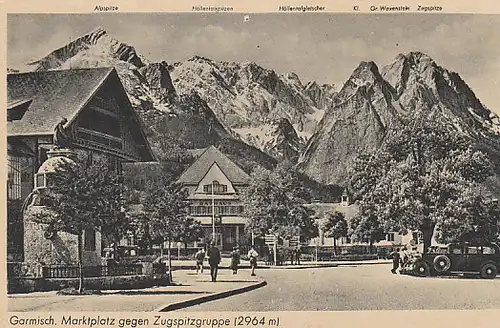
[289,236,300,248]
[265,234,278,265]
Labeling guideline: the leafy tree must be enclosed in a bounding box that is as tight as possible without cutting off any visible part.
[144,182,190,281]
[242,166,318,242]
[319,211,348,256]
[126,207,152,255]
[348,202,386,253]
[7,199,24,261]
[434,188,500,244]
[350,113,495,252]
[29,159,125,293]
[176,217,204,250]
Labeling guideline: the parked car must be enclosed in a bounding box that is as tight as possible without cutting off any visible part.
[404,241,500,279]
[102,245,140,263]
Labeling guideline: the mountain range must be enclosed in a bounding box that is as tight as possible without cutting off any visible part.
[12,26,500,197]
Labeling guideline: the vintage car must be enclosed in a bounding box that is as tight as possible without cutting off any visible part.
[404,242,500,279]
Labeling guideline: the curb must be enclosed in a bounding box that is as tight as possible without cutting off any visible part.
[155,280,267,312]
[172,261,390,270]
[335,261,392,266]
[265,264,338,269]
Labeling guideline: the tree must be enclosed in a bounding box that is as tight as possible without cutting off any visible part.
[242,165,318,242]
[319,211,348,256]
[30,159,125,293]
[176,218,204,249]
[350,113,495,252]
[434,188,500,244]
[348,203,386,254]
[144,182,190,281]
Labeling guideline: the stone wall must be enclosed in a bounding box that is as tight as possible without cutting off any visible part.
[24,220,102,266]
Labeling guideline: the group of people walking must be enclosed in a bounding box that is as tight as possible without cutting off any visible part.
[194,243,259,282]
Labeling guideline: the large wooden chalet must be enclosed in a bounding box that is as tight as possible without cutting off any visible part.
[7,67,155,263]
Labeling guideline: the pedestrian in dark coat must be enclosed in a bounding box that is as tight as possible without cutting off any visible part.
[390,248,401,274]
[207,242,221,282]
[230,246,240,274]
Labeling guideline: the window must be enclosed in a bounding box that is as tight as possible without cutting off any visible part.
[387,233,395,242]
[189,204,244,216]
[467,247,479,254]
[452,247,462,255]
[35,173,47,189]
[7,99,32,121]
[203,181,227,194]
[483,247,495,255]
[7,156,22,200]
[84,228,96,251]
[39,148,48,165]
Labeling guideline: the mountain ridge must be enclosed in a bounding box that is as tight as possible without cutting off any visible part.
[14,27,500,197]
[299,51,500,196]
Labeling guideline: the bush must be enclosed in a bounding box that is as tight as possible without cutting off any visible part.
[8,274,170,294]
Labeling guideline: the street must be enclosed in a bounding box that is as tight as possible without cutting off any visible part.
[181,263,500,311]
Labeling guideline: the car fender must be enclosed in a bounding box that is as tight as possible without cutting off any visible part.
[481,260,497,268]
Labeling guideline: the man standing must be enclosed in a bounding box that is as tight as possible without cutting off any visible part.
[248,247,259,276]
[390,248,401,274]
[194,248,205,274]
[230,246,240,274]
[207,242,221,282]
[400,246,409,272]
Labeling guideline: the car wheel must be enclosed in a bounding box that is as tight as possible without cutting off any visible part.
[480,263,497,279]
[413,261,431,277]
[433,255,452,273]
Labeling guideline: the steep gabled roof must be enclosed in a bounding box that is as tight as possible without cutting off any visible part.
[7,67,113,136]
[7,67,155,161]
[177,145,250,184]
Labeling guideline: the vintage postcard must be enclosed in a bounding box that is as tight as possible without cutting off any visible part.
[3,0,500,327]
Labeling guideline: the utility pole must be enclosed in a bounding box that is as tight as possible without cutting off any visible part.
[273,235,277,266]
[212,181,216,245]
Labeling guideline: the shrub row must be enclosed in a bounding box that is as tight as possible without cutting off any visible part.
[8,274,170,294]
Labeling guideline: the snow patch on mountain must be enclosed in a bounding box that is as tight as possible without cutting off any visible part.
[233,124,276,150]
[169,56,337,155]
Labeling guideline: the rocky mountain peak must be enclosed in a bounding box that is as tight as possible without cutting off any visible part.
[350,61,385,84]
[334,60,394,107]
[282,72,303,87]
[85,25,108,43]
[300,51,500,190]
[382,51,495,127]
[28,26,145,71]
[169,56,334,158]
[188,55,214,64]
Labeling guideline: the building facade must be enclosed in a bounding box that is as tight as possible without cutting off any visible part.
[7,67,155,264]
[305,202,429,250]
[176,146,251,251]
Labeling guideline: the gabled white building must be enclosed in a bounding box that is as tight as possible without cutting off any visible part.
[176,146,251,250]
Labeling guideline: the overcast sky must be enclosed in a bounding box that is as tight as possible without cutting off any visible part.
[7,13,500,113]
